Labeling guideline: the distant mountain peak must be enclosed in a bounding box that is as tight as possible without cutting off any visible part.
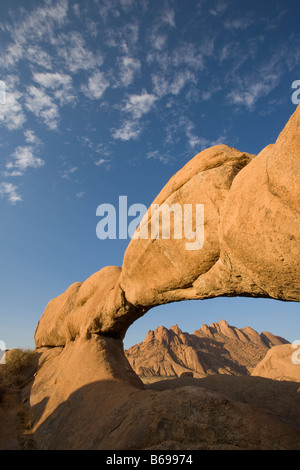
[126,320,288,382]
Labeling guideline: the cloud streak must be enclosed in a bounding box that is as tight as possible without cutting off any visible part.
[0,182,22,204]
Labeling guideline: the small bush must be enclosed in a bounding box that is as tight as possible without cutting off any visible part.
[0,349,37,402]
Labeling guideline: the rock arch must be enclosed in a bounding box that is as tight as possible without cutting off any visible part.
[28,105,300,449]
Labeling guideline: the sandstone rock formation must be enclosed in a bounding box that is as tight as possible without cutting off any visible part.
[252,344,300,382]
[125,320,288,381]
[26,105,300,450]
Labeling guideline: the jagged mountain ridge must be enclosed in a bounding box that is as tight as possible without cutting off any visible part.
[125,319,289,380]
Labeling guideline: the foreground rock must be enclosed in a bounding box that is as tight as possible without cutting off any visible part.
[21,346,300,450]
[125,320,288,381]
[27,106,300,450]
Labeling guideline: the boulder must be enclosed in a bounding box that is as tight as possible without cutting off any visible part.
[252,344,300,382]
[179,371,194,378]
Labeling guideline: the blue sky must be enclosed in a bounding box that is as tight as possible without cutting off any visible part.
[0,0,299,350]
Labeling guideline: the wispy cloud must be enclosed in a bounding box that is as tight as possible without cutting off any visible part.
[0,0,69,70]
[53,31,103,73]
[201,84,222,101]
[81,71,109,99]
[149,38,215,99]
[33,72,75,105]
[152,69,197,98]
[6,146,44,173]
[226,43,300,110]
[118,57,141,86]
[94,158,111,170]
[3,129,44,178]
[122,91,157,118]
[24,129,42,145]
[164,116,227,153]
[0,78,26,130]
[209,0,229,17]
[169,70,197,96]
[150,33,167,51]
[146,150,170,164]
[61,166,78,179]
[25,86,59,130]
[26,46,53,70]
[112,119,142,141]
[157,4,176,28]
[224,14,255,31]
[0,182,22,204]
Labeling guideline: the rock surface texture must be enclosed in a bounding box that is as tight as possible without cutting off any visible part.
[252,344,300,382]
[125,320,288,381]
[27,106,300,449]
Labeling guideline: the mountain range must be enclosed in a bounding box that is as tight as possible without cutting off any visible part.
[125,320,289,381]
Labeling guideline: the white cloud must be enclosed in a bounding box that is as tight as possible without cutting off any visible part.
[76,191,85,199]
[25,86,59,130]
[169,70,196,95]
[112,119,142,141]
[160,6,176,28]
[62,166,78,179]
[81,71,109,99]
[0,182,22,204]
[151,73,169,97]
[24,129,41,145]
[151,33,167,51]
[146,150,170,164]
[2,170,24,177]
[152,70,196,97]
[53,31,103,73]
[118,57,141,86]
[4,129,44,177]
[119,0,136,12]
[94,158,111,170]
[6,146,44,172]
[0,81,26,130]
[33,72,75,105]
[4,43,23,68]
[95,158,106,166]
[122,91,157,118]
[172,41,214,71]
[183,119,206,149]
[0,0,69,69]
[201,84,222,101]
[33,72,71,89]
[224,15,254,30]
[26,46,53,70]
[164,116,226,152]
[73,3,81,18]
[209,0,229,16]
[227,71,281,110]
